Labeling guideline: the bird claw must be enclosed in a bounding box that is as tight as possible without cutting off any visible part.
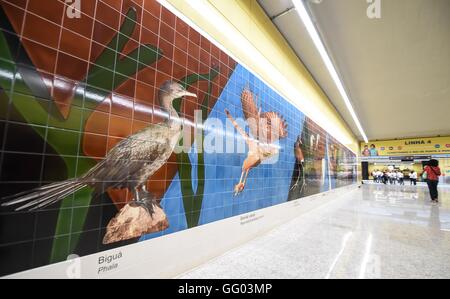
[130,199,157,218]
[131,190,159,218]
[233,183,245,196]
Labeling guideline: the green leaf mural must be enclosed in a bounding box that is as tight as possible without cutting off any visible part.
[174,68,220,228]
[0,8,162,263]
[0,2,226,265]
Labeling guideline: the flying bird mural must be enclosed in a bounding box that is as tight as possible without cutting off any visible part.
[225,87,288,196]
[2,81,197,242]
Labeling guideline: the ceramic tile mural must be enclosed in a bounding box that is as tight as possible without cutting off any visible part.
[0,0,356,276]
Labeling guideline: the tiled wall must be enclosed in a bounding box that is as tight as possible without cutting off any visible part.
[0,0,356,276]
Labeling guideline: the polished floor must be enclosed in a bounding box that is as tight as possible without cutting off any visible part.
[178,184,450,279]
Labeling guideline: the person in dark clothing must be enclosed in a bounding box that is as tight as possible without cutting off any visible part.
[423,159,441,203]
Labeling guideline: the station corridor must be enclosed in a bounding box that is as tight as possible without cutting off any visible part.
[179,185,450,279]
[1,0,449,282]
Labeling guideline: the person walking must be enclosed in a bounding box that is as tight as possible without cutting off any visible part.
[423,159,441,203]
[398,171,404,185]
[388,171,394,185]
[410,171,417,186]
[377,170,383,183]
[372,170,377,183]
[392,171,398,185]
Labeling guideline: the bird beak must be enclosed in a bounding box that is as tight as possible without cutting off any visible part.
[181,90,197,98]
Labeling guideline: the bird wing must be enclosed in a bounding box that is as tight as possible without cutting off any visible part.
[241,88,260,138]
[83,124,172,188]
[259,112,288,143]
[1,124,174,211]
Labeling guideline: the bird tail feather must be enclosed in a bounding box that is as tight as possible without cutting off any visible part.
[1,180,86,211]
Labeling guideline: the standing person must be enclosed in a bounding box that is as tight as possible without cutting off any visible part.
[362,145,370,157]
[393,171,398,185]
[369,144,379,156]
[377,170,382,183]
[410,171,417,185]
[398,171,404,185]
[372,170,377,183]
[383,171,388,184]
[423,159,441,203]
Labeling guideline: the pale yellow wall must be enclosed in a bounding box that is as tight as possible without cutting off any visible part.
[163,0,359,153]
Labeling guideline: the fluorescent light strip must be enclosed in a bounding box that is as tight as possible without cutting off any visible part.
[292,0,369,143]
[157,0,357,153]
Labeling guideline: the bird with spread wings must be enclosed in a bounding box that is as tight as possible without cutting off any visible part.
[225,87,288,196]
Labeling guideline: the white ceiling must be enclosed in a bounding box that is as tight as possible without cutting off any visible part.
[258,0,450,141]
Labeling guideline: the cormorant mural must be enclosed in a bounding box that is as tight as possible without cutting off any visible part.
[2,81,197,243]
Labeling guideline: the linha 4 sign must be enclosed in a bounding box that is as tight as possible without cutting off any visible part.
[361,136,450,157]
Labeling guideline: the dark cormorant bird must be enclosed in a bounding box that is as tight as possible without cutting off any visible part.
[1,81,197,213]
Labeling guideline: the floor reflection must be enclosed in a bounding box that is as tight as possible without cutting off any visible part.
[179,184,450,279]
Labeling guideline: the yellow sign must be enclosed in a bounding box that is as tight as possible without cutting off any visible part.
[361,136,450,157]
[441,159,450,176]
